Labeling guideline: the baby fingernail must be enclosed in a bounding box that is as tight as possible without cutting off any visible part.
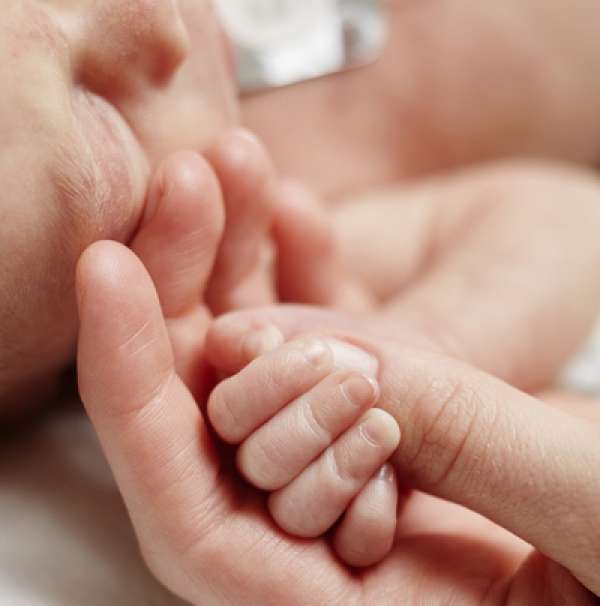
[242,325,284,360]
[301,339,333,370]
[325,339,378,377]
[377,463,395,483]
[341,375,379,407]
[360,410,400,448]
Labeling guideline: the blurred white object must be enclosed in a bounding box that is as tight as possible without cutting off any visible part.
[0,411,183,606]
[561,321,600,395]
[215,0,387,92]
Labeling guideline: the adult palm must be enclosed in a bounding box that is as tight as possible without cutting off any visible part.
[76,242,599,606]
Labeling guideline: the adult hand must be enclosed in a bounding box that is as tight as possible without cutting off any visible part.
[275,160,600,393]
[333,161,600,392]
[77,240,600,605]
[243,0,600,395]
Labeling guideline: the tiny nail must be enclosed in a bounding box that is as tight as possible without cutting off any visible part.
[301,339,333,370]
[377,464,394,483]
[325,339,378,378]
[360,413,386,447]
[242,325,284,361]
[341,375,379,407]
[359,410,399,448]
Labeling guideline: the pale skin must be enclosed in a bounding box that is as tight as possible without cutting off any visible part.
[87,133,401,568]
[76,214,600,605]
[235,0,600,565]
[105,1,600,601]
[205,160,600,572]
[3,0,594,603]
[208,334,401,566]
[0,0,393,568]
[243,0,600,199]
[245,0,600,390]
[0,0,237,413]
[235,0,600,564]
[75,112,600,603]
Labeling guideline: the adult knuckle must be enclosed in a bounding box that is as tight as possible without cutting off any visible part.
[409,372,486,491]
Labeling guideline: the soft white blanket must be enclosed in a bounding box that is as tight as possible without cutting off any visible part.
[0,410,184,606]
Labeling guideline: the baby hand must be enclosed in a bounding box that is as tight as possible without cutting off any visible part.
[207,335,400,567]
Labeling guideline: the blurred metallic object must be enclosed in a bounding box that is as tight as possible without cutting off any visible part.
[215,0,387,93]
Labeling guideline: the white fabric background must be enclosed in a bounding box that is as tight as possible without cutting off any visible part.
[0,411,185,606]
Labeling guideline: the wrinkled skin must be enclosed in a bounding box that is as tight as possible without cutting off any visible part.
[0,0,237,410]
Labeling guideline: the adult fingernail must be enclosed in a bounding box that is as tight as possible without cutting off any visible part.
[325,339,379,377]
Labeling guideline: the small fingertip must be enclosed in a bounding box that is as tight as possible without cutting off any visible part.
[340,374,380,408]
[141,150,225,232]
[294,337,334,371]
[325,338,379,379]
[211,128,271,181]
[76,241,131,306]
[333,463,398,568]
[359,409,401,451]
[376,463,396,483]
[267,493,321,539]
[206,387,239,445]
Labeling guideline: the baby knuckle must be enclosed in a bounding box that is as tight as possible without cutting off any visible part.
[240,438,286,490]
[327,446,362,488]
[301,398,332,446]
